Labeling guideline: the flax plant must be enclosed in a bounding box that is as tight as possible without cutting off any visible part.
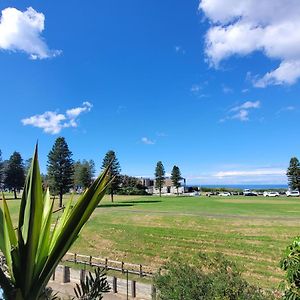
[0,145,111,300]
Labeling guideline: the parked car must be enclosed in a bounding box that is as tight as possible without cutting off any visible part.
[219,192,231,197]
[243,189,258,196]
[263,191,279,197]
[286,190,300,197]
[189,191,200,196]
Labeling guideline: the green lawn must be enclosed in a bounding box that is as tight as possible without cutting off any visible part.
[3,193,300,288]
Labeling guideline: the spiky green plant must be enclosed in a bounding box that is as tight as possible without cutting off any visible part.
[0,145,111,300]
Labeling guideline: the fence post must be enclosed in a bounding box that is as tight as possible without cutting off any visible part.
[74,253,77,264]
[63,266,70,283]
[105,258,108,270]
[121,261,124,273]
[113,276,117,293]
[131,280,136,298]
[80,269,85,282]
[89,255,92,266]
[151,285,157,300]
[139,264,143,277]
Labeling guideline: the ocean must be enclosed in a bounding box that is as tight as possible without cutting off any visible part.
[193,184,288,190]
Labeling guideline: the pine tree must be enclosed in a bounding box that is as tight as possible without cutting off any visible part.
[4,151,25,199]
[287,157,300,191]
[155,161,165,197]
[171,165,182,195]
[0,150,3,190]
[47,137,74,207]
[101,150,121,202]
[80,160,95,189]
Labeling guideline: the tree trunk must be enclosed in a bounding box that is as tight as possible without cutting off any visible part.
[159,187,161,197]
[110,190,114,202]
[59,189,63,208]
[14,189,17,199]
[177,187,179,196]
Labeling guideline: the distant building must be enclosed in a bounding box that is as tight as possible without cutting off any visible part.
[138,177,187,195]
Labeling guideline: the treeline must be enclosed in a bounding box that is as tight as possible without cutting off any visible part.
[0,137,148,206]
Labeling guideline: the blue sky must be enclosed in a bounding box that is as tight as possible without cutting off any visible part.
[0,0,299,185]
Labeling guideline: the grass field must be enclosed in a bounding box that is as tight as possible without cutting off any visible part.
[3,192,300,289]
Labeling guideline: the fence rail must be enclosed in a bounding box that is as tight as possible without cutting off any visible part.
[63,252,154,277]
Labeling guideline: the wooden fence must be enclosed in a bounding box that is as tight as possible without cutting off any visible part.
[63,252,154,277]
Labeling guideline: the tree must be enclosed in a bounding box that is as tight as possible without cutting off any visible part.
[47,137,74,207]
[80,160,95,189]
[4,151,25,199]
[0,150,4,190]
[0,144,111,300]
[155,161,165,197]
[101,150,121,202]
[24,158,32,177]
[171,165,182,195]
[287,157,300,191]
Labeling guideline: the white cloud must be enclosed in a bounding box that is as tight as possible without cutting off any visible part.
[199,0,300,87]
[222,85,233,94]
[21,102,92,134]
[141,137,155,145]
[0,7,61,59]
[175,46,186,55]
[186,167,286,184]
[222,100,260,122]
[191,84,201,93]
[230,101,260,112]
[214,169,285,178]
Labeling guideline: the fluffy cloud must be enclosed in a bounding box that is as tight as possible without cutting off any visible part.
[214,169,285,178]
[199,0,300,87]
[222,100,260,122]
[0,7,61,59]
[141,137,155,145]
[22,102,92,134]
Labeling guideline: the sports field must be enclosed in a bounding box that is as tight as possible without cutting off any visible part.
[3,193,300,288]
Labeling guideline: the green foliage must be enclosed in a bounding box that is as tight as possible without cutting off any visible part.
[3,151,25,199]
[74,160,95,190]
[101,150,121,202]
[287,157,300,191]
[154,253,274,300]
[74,267,110,300]
[47,137,74,207]
[0,150,4,190]
[171,165,181,194]
[155,161,165,197]
[280,237,300,299]
[0,144,111,300]
[118,175,148,195]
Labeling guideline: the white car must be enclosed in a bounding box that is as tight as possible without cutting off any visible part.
[263,191,279,197]
[219,192,231,197]
[286,190,300,197]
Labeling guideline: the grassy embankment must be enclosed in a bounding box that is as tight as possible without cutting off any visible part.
[3,192,300,288]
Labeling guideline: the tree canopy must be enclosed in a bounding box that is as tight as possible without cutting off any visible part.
[47,137,74,207]
[4,151,25,199]
[287,157,300,191]
[155,161,165,197]
[171,165,182,195]
[101,150,121,202]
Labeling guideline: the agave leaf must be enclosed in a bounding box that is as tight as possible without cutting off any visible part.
[18,145,44,295]
[2,195,17,248]
[30,168,111,298]
[34,189,54,279]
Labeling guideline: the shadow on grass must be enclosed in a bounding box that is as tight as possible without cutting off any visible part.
[97,203,134,208]
[121,200,162,204]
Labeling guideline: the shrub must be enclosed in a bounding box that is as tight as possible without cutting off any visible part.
[154,253,275,300]
[280,236,300,299]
